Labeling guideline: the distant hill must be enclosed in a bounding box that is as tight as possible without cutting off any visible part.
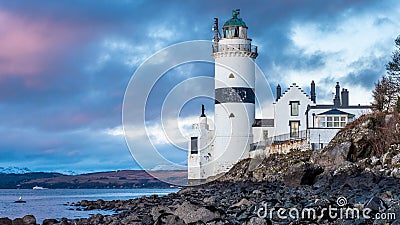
[0,170,187,189]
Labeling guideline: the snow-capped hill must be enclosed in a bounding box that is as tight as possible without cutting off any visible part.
[0,166,32,174]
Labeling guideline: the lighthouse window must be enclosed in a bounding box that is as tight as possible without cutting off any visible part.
[190,137,198,154]
[290,101,299,116]
[229,113,235,118]
[234,27,239,37]
[229,73,235,78]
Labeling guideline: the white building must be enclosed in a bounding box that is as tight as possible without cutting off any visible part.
[305,82,370,150]
[252,81,370,153]
[188,10,371,183]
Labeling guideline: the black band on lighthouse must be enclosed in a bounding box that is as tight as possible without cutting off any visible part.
[215,87,255,104]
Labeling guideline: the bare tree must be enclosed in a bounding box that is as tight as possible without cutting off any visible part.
[373,35,400,112]
[371,76,397,112]
[386,35,400,88]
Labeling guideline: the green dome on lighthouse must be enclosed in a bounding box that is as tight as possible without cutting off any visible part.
[223,9,247,28]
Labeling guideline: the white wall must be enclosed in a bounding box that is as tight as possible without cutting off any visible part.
[274,83,314,136]
[188,116,214,181]
[309,128,340,149]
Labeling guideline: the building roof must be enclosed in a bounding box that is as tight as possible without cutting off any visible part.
[252,119,274,127]
[317,108,355,116]
[223,9,247,27]
[309,104,371,110]
[276,83,312,103]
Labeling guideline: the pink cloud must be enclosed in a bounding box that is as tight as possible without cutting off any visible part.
[0,10,89,79]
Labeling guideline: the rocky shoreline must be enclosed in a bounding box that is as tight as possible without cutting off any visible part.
[1,113,400,224]
[1,174,399,225]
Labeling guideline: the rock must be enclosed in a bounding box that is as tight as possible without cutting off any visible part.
[392,154,400,165]
[154,213,185,225]
[80,200,89,207]
[231,198,254,208]
[0,217,12,225]
[391,168,400,178]
[364,196,387,213]
[174,201,222,224]
[243,217,272,225]
[312,141,352,170]
[21,215,36,225]
[151,205,172,222]
[203,196,215,204]
[284,163,323,185]
[252,190,262,195]
[42,219,58,225]
[11,218,24,225]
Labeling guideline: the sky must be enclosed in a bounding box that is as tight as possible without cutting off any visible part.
[0,0,399,173]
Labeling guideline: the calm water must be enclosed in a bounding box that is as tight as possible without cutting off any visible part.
[0,189,179,223]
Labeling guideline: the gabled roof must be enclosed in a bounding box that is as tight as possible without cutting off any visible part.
[317,108,355,116]
[276,83,312,103]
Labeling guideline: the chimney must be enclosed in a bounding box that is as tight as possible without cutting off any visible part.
[310,80,316,103]
[200,104,206,117]
[333,82,341,108]
[276,84,281,101]
[341,89,349,107]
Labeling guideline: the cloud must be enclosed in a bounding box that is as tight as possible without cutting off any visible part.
[0,0,399,172]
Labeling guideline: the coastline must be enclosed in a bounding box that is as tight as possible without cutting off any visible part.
[3,175,399,225]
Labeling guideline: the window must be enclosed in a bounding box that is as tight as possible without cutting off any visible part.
[289,121,299,138]
[263,130,268,141]
[334,117,339,127]
[290,101,299,116]
[190,137,198,154]
[229,113,235,118]
[229,73,235,78]
[340,117,346,127]
[320,117,326,127]
[327,117,333,127]
[318,116,347,128]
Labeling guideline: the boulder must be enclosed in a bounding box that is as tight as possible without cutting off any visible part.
[174,201,222,224]
[312,142,352,170]
[231,198,254,208]
[364,196,387,213]
[11,218,24,225]
[284,163,323,186]
[154,213,185,225]
[151,205,172,221]
[22,215,36,225]
[42,219,58,225]
[0,217,12,225]
[203,196,215,204]
[243,217,272,225]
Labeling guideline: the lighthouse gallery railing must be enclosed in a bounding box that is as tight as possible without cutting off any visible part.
[212,43,257,54]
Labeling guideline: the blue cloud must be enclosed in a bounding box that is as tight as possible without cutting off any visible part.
[0,0,399,172]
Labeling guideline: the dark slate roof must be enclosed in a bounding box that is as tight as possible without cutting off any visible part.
[318,108,355,116]
[309,104,371,109]
[252,119,274,127]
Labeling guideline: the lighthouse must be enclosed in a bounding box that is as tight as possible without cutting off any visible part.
[212,9,258,175]
[188,9,257,183]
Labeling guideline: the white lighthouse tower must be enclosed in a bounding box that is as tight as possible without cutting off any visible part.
[212,9,258,175]
[187,9,257,183]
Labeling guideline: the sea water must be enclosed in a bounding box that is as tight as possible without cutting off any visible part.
[0,188,179,223]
